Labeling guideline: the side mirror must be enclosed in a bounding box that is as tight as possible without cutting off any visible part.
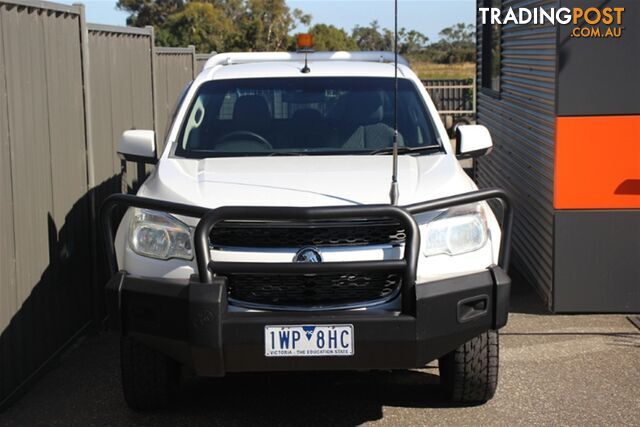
[118,130,157,164]
[456,125,493,159]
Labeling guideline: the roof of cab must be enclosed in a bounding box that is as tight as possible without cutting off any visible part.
[198,51,412,81]
[204,60,409,80]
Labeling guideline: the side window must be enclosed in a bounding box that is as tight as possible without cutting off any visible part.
[182,97,206,149]
[481,0,501,94]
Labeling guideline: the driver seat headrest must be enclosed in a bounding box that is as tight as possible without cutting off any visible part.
[232,95,271,131]
[343,91,385,125]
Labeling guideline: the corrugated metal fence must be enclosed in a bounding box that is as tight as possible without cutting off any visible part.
[0,1,93,406]
[155,46,196,150]
[196,53,214,73]
[0,0,198,407]
[88,24,156,193]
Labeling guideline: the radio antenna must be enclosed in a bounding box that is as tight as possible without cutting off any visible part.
[388,0,400,205]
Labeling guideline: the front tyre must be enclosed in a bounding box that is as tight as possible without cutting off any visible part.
[438,330,499,404]
[120,336,180,411]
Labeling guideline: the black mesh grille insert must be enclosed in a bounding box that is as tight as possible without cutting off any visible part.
[227,272,401,307]
[210,220,406,248]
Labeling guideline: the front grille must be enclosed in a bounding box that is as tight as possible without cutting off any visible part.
[210,220,406,248]
[227,272,401,308]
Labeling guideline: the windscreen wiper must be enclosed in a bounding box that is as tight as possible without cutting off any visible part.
[370,145,442,155]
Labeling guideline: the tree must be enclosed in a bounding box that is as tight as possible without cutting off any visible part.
[158,2,235,52]
[117,1,474,65]
[351,21,428,55]
[439,23,475,45]
[398,29,429,55]
[431,23,475,63]
[351,21,389,51]
[237,0,311,51]
[306,24,356,51]
[118,0,310,52]
[117,0,183,27]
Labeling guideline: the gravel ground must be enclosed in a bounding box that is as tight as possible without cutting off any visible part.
[2,282,639,426]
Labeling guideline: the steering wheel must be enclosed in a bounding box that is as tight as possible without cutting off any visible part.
[214,131,273,151]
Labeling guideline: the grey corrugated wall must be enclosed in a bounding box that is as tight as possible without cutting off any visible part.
[0,2,200,405]
[0,0,93,404]
[155,46,196,152]
[87,24,156,193]
[475,0,558,307]
[86,24,157,324]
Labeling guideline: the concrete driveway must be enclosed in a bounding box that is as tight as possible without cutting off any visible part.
[2,282,639,426]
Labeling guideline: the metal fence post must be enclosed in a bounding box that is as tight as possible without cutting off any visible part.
[74,2,101,328]
[472,74,477,119]
[146,25,157,178]
[189,44,196,80]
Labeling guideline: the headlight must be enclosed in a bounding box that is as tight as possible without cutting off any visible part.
[129,209,193,260]
[423,203,488,256]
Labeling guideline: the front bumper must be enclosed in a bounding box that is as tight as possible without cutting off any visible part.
[106,267,510,376]
[101,188,513,376]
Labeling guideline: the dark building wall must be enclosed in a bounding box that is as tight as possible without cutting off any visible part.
[557,0,639,117]
[553,0,640,312]
[477,0,640,312]
[475,0,559,308]
[554,211,640,312]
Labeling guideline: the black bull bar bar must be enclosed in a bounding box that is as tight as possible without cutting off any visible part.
[101,188,512,314]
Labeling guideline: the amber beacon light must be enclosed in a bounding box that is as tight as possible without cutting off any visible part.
[297,33,314,73]
[297,33,314,51]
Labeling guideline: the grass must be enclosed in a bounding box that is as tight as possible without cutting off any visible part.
[410,62,475,80]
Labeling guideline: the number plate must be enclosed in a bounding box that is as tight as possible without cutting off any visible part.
[264,324,354,357]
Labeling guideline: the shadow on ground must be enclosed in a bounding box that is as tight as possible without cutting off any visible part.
[3,280,639,426]
[507,271,549,315]
[1,279,550,426]
[1,330,470,426]
[169,368,458,425]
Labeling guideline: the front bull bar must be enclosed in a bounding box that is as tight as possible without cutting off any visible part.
[100,188,512,315]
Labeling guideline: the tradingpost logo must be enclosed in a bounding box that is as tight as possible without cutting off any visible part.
[479,6,626,39]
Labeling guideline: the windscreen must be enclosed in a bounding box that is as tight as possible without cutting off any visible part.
[175,77,439,157]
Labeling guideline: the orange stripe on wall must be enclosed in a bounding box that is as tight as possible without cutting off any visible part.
[555,116,640,209]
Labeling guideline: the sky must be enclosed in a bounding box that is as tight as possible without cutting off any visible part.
[289,1,475,41]
[60,0,475,42]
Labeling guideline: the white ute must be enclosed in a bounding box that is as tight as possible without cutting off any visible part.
[102,51,512,411]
